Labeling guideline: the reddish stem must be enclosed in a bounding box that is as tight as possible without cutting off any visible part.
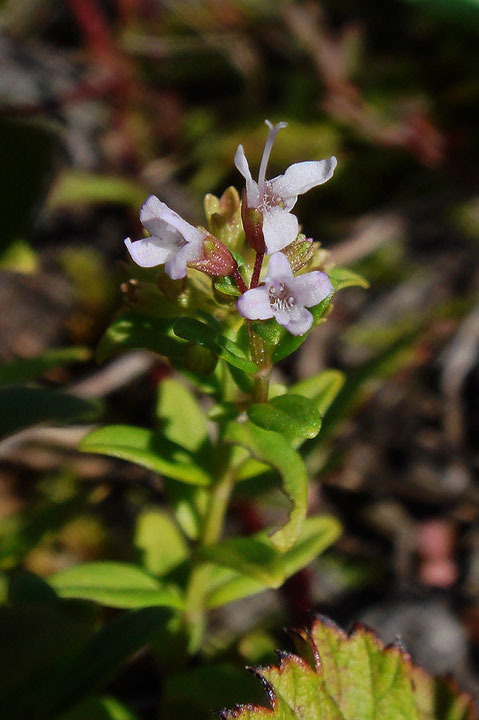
[250,253,264,289]
[232,267,248,294]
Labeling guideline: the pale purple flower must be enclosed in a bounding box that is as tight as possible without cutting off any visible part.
[124,195,204,279]
[237,252,333,336]
[234,120,337,254]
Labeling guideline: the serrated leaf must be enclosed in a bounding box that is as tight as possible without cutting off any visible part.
[223,422,307,551]
[327,265,369,291]
[247,394,321,445]
[0,386,101,440]
[0,346,91,385]
[96,312,184,363]
[49,561,184,609]
[80,425,211,486]
[221,617,477,720]
[291,369,345,416]
[156,378,210,454]
[174,318,257,374]
[134,509,188,576]
[205,515,341,607]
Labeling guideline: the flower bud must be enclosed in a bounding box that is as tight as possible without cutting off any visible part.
[204,187,244,250]
[281,234,314,272]
[190,233,238,277]
[241,189,265,253]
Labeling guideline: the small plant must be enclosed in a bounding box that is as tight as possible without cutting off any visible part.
[4,120,474,719]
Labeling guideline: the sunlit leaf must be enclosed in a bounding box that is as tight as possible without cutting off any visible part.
[80,425,212,486]
[49,561,184,609]
[220,617,477,720]
[327,265,369,291]
[248,394,321,445]
[291,369,346,416]
[134,509,188,576]
[224,422,307,551]
[156,378,210,453]
[205,515,341,607]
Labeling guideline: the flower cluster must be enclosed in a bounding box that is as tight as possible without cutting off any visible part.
[125,120,336,336]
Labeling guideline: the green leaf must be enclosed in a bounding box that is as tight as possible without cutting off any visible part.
[327,265,369,291]
[48,169,147,210]
[0,118,61,253]
[134,509,188,576]
[0,386,101,440]
[205,515,341,607]
[156,378,210,453]
[30,607,170,720]
[0,603,95,718]
[224,422,308,551]
[214,275,242,298]
[80,425,211,486]
[221,616,477,720]
[251,318,284,345]
[248,394,321,445]
[173,318,257,374]
[49,561,184,610]
[58,696,139,720]
[291,369,345,416]
[0,347,91,385]
[96,312,184,363]
[272,296,332,363]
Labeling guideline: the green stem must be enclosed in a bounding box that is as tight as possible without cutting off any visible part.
[183,445,235,654]
[247,321,271,403]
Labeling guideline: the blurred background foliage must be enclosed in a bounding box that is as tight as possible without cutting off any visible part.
[0,0,479,718]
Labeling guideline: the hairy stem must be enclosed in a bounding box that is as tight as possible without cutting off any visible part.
[232,266,248,294]
[250,252,264,289]
[247,320,271,403]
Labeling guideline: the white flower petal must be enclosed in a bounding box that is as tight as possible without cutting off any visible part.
[165,245,190,279]
[262,207,299,254]
[159,205,204,246]
[270,157,337,200]
[234,144,260,206]
[279,307,313,336]
[265,251,294,281]
[291,271,333,308]
[237,287,274,320]
[124,236,176,268]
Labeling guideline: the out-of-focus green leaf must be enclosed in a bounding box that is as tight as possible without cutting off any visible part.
[0,347,91,385]
[222,616,477,720]
[49,562,184,609]
[272,296,332,363]
[134,509,188,576]
[80,425,212,486]
[165,481,208,541]
[327,265,369,291]
[156,378,210,453]
[58,696,138,720]
[8,572,59,604]
[224,422,307,551]
[201,536,282,587]
[48,170,146,210]
[96,312,184,363]
[0,386,101,440]
[0,603,95,718]
[0,118,60,253]
[206,515,341,607]
[28,607,170,720]
[0,238,38,273]
[247,394,321,445]
[291,369,346,416]
[0,496,86,569]
[174,318,257,374]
